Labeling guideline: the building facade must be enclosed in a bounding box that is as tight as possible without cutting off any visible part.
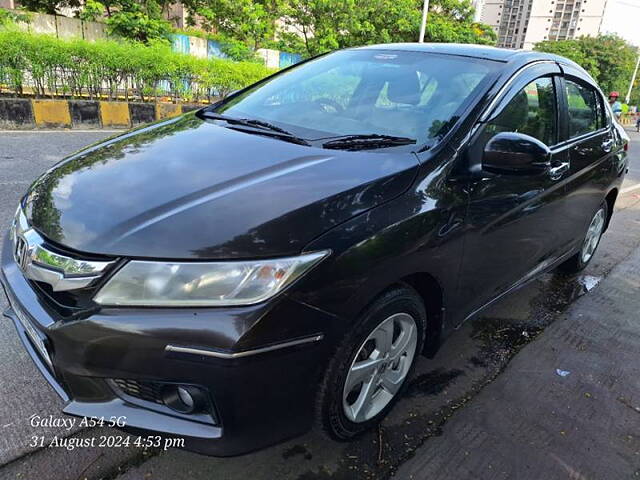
[475,0,608,50]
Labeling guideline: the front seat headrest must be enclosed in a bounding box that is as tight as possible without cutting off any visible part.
[386,69,421,105]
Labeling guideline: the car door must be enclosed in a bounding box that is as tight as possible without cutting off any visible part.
[558,68,615,250]
[454,64,575,322]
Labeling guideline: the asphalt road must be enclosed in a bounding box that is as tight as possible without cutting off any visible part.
[0,131,116,465]
[0,129,639,479]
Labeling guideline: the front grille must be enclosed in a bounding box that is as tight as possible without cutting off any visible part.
[30,279,100,317]
[111,378,165,404]
[27,237,117,316]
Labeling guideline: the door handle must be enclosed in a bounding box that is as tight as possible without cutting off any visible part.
[548,162,569,180]
[602,139,614,153]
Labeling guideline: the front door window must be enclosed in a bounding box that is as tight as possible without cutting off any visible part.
[485,77,557,146]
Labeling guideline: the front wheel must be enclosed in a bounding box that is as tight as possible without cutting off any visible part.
[557,201,608,274]
[316,285,426,440]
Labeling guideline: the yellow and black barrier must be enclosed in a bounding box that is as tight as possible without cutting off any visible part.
[0,98,200,129]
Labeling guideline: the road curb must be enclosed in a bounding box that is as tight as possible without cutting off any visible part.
[99,101,130,128]
[0,99,35,129]
[129,102,156,126]
[0,98,205,130]
[156,103,182,121]
[32,100,72,128]
[69,100,101,129]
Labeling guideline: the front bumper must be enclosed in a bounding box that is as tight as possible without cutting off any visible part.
[1,234,338,456]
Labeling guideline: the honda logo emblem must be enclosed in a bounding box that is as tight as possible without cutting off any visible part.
[10,207,115,291]
[14,235,31,272]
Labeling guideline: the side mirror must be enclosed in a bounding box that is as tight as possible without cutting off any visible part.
[483,132,551,175]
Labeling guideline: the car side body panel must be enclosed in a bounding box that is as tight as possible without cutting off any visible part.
[298,145,466,327]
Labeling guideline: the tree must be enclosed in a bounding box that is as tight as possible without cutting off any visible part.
[21,0,497,56]
[535,34,638,96]
[183,0,282,49]
[0,9,31,26]
[19,0,174,43]
[78,0,106,21]
[630,72,640,106]
[415,0,497,45]
[18,0,82,15]
[105,0,173,43]
[277,0,496,57]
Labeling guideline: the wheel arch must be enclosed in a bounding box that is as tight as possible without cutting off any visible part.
[400,272,445,357]
[350,271,445,358]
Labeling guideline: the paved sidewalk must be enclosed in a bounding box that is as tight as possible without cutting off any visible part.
[395,246,640,479]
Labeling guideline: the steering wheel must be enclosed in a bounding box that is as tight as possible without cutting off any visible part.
[313,98,344,114]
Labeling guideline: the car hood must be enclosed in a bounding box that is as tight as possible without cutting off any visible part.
[24,114,418,259]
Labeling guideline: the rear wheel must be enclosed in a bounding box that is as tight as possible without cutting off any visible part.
[557,201,608,274]
[316,285,426,440]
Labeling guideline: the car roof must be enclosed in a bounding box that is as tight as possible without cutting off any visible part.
[355,43,585,72]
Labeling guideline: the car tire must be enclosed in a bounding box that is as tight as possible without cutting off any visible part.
[316,285,426,440]
[557,201,608,274]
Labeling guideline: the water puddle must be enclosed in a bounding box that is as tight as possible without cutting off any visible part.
[282,444,313,460]
[536,273,603,316]
[406,368,465,397]
[469,273,604,375]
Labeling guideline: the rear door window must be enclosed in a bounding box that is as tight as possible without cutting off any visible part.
[565,79,601,138]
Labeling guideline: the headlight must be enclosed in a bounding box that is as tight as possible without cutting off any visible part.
[94,251,330,307]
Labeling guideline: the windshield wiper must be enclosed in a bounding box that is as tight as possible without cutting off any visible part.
[322,134,416,151]
[197,110,310,146]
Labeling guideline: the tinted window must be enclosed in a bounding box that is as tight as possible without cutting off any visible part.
[565,79,601,138]
[219,50,498,145]
[485,77,557,146]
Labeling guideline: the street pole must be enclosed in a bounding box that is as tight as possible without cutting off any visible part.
[625,51,640,105]
[419,0,430,43]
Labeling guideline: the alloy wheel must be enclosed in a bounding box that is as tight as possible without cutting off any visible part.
[581,208,606,264]
[342,312,418,423]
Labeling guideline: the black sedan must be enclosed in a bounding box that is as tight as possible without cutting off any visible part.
[1,43,629,455]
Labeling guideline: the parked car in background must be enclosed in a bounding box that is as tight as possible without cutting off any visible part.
[1,43,629,455]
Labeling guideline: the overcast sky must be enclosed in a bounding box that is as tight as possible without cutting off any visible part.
[600,0,640,46]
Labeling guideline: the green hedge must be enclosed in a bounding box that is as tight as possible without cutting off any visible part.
[0,31,274,103]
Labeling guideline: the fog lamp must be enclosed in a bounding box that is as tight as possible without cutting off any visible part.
[162,385,206,414]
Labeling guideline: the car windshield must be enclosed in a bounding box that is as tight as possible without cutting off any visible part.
[216,49,499,148]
